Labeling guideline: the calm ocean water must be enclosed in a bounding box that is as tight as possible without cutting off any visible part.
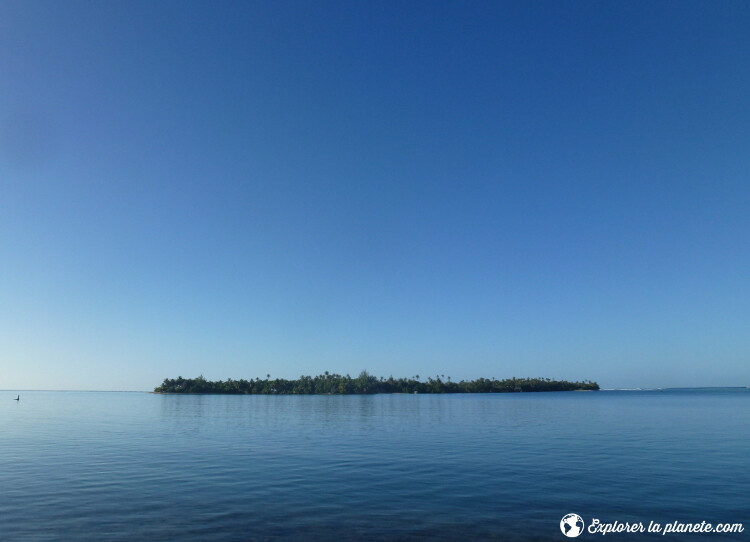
[1,389,748,541]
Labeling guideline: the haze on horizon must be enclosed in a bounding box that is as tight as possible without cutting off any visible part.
[1,1,749,391]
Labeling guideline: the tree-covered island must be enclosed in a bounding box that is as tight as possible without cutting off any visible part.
[155,372,599,394]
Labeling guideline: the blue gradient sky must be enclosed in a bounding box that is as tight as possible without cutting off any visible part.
[2,1,749,390]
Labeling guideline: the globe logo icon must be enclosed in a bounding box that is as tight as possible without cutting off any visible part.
[560,513,584,537]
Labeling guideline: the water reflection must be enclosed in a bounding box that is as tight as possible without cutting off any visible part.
[1,390,748,541]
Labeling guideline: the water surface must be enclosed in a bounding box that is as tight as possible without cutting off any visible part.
[1,389,748,540]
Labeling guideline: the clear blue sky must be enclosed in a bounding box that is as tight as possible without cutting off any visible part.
[1,1,748,390]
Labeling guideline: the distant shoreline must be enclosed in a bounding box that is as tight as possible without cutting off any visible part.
[154,373,599,395]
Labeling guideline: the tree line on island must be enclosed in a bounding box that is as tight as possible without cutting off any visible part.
[155,372,599,394]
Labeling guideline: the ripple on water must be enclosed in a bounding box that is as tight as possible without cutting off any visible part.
[0,390,748,541]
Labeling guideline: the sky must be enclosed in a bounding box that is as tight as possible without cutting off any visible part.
[1,1,749,391]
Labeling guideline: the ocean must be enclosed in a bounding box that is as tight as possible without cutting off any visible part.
[1,389,748,540]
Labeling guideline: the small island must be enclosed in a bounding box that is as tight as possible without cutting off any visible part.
[155,372,599,394]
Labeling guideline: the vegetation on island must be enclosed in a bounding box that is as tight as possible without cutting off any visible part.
[154,372,599,394]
